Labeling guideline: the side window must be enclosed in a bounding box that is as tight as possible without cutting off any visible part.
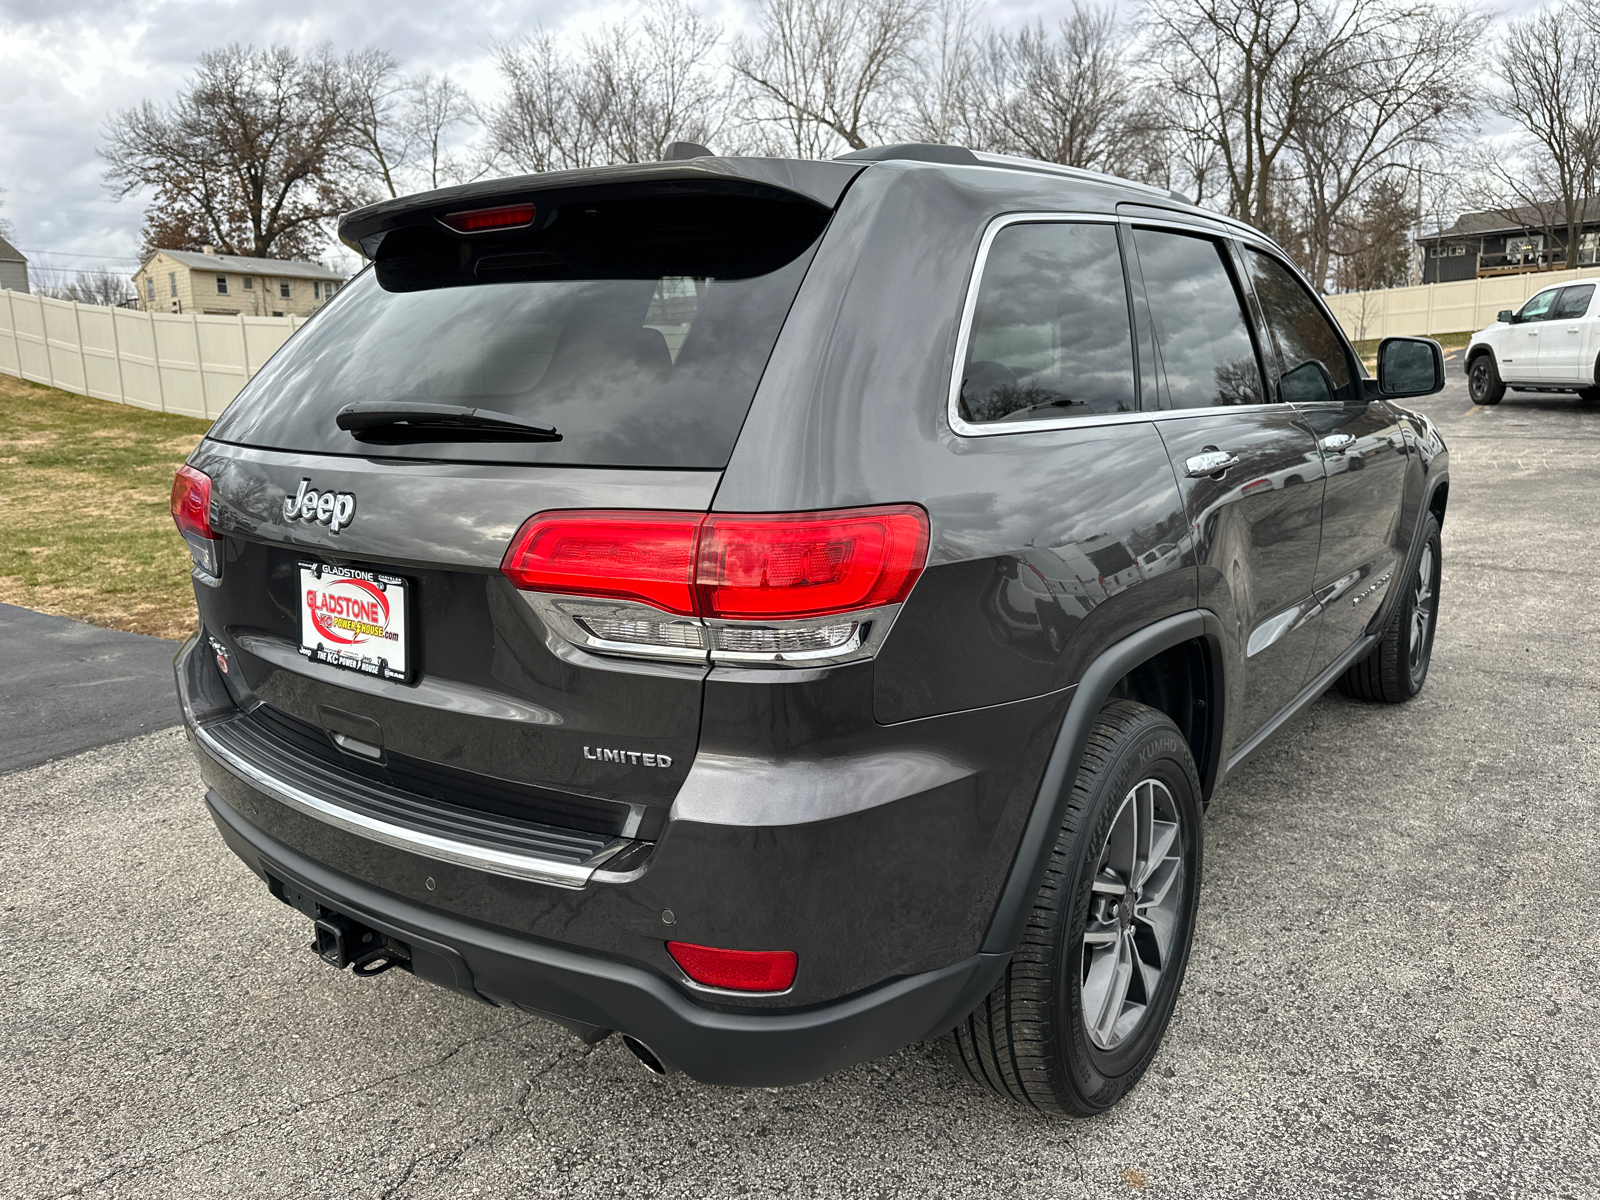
[1245,249,1355,405]
[1516,290,1558,322]
[1130,227,1264,408]
[957,222,1136,425]
[1552,284,1595,319]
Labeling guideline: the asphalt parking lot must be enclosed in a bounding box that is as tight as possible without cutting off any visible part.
[3,361,1598,1199]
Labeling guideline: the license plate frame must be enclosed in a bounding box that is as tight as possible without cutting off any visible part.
[297,561,411,683]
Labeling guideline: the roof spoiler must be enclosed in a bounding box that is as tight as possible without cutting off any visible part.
[337,158,866,259]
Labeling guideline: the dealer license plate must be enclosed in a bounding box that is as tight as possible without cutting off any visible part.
[298,563,410,682]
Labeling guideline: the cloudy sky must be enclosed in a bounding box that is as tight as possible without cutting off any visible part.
[0,0,1542,288]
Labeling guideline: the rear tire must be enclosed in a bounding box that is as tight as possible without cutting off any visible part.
[948,700,1202,1116]
[1468,354,1504,405]
[1336,513,1442,703]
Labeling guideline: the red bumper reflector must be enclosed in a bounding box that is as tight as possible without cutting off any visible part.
[501,505,929,620]
[439,203,536,233]
[667,941,798,992]
[170,464,216,540]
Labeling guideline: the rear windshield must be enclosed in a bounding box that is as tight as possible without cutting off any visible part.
[207,201,824,469]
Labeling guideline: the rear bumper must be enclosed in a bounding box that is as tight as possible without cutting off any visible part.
[207,787,1005,1086]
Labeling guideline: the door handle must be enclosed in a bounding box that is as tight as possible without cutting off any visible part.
[1185,450,1241,477]
[1320,433,1357,453]
[1568,328,1581,334]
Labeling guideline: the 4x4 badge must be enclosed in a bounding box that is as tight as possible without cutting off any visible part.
[284,480,357,533]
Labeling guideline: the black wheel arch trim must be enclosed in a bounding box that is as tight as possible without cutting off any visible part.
[979,610,1227,956]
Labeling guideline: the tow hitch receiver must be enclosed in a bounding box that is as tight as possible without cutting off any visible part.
[269,874,412,978]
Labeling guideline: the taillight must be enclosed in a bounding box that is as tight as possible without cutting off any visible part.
[439,203,536,233]
[501,511,700,615]
[666,941,798,993]
[696,507,927,619]
[170,465,221,579]
[501,505,929,666]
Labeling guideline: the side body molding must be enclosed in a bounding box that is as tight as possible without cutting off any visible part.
[980,610,1226,956]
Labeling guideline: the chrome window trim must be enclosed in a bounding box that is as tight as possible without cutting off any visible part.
[947,211,1297,438]
[190,719,626,889]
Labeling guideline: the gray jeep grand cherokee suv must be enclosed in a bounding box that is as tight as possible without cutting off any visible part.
[172,144,1449,1115]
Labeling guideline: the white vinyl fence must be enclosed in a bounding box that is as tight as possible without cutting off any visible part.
[1324,265,1600,343]
[0,289,302,419]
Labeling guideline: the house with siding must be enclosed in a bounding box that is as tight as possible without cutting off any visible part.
[1419,201,1600,283]
[134,247,344,316]
[0,234,29,293]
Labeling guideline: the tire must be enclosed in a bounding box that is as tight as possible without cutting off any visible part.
[1467,354,1505,405]
[948,700,1203,1116]
[1336,513,1442,703]
[1578,387,1600,402]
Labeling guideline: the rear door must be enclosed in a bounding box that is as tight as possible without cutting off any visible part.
[1241,244,1410,676]
[1124,223,1329,753]
[1536,283,1597,383]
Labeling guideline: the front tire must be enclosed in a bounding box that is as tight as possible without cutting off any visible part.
[1336,513,1442,703]
[949,700,1203,1116]
[1468,354,1505,405]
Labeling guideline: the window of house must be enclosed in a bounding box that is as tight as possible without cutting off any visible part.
[1131,228,1264,408]
[328,282,337,295]
[313,281,321,300]
[279,280,291,299]
[216,275,229,295]
[1245,248,1356,405]
[956,221,1137,425]
[168,272,177,297]
[1580,233,1600,266]
[243,276,254,290]
[272,310,284,318]
[146,277,155,301]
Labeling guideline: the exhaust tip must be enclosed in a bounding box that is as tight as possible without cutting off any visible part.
[620,1034,672,1076]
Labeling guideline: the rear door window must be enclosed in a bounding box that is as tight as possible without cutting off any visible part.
[1244,249,1356,405]
[956,221,1137,425]
[1552,284,1595,319]
[1129,228,1265,408]
[205,198,825,469]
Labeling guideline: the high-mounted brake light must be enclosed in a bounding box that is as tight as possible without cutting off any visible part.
[439,203,536,233]
[666,941,798,993]
[170,464,221,578]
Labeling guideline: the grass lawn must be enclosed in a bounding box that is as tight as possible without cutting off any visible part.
[0,373,211,639]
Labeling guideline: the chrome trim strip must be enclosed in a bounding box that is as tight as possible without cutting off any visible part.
[190,720,622,888]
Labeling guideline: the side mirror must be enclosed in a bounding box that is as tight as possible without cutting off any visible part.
[1377,336,1445,398]
[1498,309,1516,324]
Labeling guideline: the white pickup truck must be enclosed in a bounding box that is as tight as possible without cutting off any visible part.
[1466,280,1600,405]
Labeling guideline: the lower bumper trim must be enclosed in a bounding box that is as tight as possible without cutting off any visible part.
[207,789,1008,1087]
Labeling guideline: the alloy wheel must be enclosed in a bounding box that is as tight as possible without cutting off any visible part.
[1081,778,1186,1051]
[1409,543,1436,674]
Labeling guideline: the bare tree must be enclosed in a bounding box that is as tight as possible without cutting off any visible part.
[584,0,727,163]
[907,0,980,146]
[1290,2,1484,286]
[1472,0,1600,273]
[407,73,480,189]
[965,6,1142,173]
[102,44,353,260]
[731,0,931,156]
[1331,175,1420,292]
[488,0,726,172]
[341,47,413,199]
[36,267,136,306]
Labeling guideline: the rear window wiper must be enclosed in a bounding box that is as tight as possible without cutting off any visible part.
[335,402,561,443]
